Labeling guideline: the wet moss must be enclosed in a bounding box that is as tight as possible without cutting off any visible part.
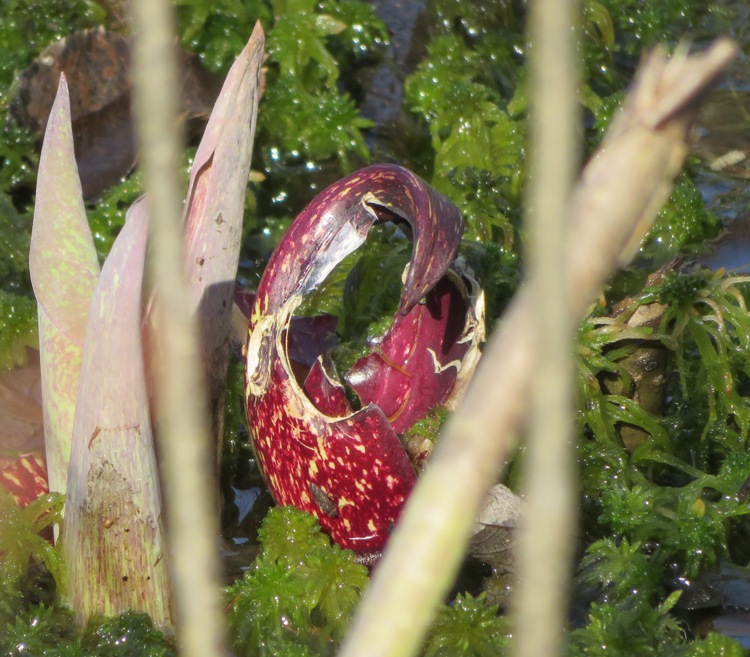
[640,174,722,265]
[227,506,369,656]
[0,192,31,286]
[597,0,703,54]
[404,32,524,244]
[422,593,510,657]
[79,612,176,657]
[0,490,64,592]
[0,604,177,657]
[0,291,37,369]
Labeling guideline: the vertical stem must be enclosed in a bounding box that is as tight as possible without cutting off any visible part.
[513,1,579,656]
[130,2,227,656]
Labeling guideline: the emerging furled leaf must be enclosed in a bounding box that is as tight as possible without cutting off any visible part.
[182,23,264,465]
[62,199,171,627]
[29,74,100,499]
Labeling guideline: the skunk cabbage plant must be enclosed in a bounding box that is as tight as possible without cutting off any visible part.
[245,165,485,558]
[28,25,263,626]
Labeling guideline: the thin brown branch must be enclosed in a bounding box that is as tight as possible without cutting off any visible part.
[130,1,227,655]
[513,0,579,656]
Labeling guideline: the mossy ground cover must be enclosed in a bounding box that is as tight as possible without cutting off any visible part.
[2,0,750,654]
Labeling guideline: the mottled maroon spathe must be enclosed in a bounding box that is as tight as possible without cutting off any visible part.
[245,164,484,559]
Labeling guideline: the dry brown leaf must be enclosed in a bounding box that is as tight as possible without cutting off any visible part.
[0,347,44,456]
[10,27,222,200]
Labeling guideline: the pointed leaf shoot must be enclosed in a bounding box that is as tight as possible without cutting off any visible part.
[63,199,172,627]
[29,74,100,499]
[181,23,265,459]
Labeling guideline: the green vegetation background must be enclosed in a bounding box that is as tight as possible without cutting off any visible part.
[2,0,750,655]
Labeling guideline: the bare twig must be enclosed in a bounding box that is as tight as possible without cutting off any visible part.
[130,1,227,655]
[338,38,736,657]
[513,1,579,656]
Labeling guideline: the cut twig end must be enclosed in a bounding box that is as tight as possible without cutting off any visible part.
[616,37,738,137]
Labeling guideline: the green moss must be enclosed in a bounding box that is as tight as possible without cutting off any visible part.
[568,591,685,657]
[404,33,524,244]
[227,506,368,656]
[579,538,662,601]
[178,0,385,77]
[0,488,174,657]
[653,269,712,308]
[403,406,450,447]
[219,352,256,522]
[337,243,408,338]
[0,490,65,589]
[423,593,510,657]
[295,228,411,376]
[597,0,702,54]
[655,272,750,454]
[228,509,516,656]
[319,0,388,59]
[639,174,721,264]
[0,604,176,657]
[569,585,744,657]
[598,481,744,578]
[0,123,39,194]
[574,268,750,618]
[260,79,372,168]
[686,633,746,657]
[80,611,176,657]
[259,0,382,169]
[581,88,625,139]
[3,0,750,652]
[428,0,521,46]
[0,190,36,369]
[577,535,742,654]
[582,2,615,53]
[574,270,750,650]
[177,0,387,240]
[0,0,103,93]
[87,149,202,262]
[0,291,37,369]
[86,169,144,261]
[0,192,31,288]
[0,602,79,656]
[176,0,270,75]
[0,491,67,655]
